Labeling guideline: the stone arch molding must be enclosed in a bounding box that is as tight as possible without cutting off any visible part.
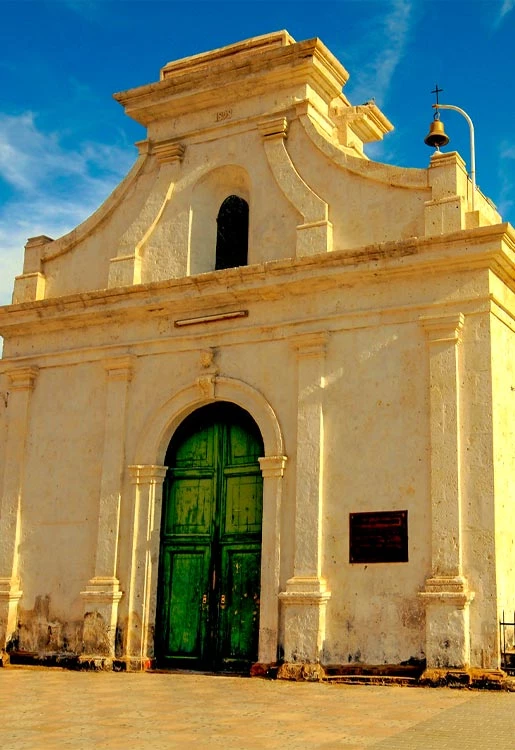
[125,374,287,668]
[133,375,285,466]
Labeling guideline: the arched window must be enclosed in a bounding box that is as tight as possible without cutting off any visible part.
[215,195,249,270]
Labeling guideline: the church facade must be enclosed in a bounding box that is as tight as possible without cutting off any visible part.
[1,32,514,677]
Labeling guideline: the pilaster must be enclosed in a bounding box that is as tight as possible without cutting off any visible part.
[12,236,51,303]
[124,464,167,670]
[257,455,287,664]
[279,332,330,668]
[0,366,38,650]
[80,355,135,657]
[424,151,468,235]
[418,313,474,668]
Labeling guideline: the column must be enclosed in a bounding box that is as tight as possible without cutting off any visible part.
[80,356,134,657]
[418,313,474,669]
[0,366,38,651]
[124,464,167,670]
[257,455,287,665]
[279,332,330,675]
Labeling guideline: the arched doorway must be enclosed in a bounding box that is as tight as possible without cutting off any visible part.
[154,402,264,672]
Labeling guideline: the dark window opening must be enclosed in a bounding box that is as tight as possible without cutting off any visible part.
[215,195,249,270]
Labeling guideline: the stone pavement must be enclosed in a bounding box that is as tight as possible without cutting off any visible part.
[1,667,514,749]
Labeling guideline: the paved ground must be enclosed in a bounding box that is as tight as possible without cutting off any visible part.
[1,667,514,749]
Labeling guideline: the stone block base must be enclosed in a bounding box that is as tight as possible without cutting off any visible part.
[420,667,511,690]
[277,662,326,682]
[122,656,154,672]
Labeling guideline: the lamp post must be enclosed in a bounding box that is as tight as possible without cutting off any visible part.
[430,102,477,212]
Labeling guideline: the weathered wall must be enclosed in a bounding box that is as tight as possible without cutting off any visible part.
[1,256,505,666]
[322,320,429,665]
[490,285,515,648]
[13,362,105,652]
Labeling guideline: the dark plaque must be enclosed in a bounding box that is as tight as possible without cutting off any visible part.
[349,510,408,563]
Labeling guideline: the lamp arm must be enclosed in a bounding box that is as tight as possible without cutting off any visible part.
[433,103,476,212]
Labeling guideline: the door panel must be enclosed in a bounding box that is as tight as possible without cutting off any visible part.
[159,547,210,664]
[218,546,261,668]
[166,473,215,536]
[155,403,264,672]
[223,472,263,535]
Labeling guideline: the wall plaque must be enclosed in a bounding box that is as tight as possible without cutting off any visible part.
[349,510,408,563]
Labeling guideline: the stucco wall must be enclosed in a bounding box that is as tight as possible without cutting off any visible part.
[491,307,515,641]
[13,362,105,652]
[1,258,503,665]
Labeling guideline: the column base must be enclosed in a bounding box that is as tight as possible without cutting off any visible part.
[277,662,326,681]
[419,667,508,689]
[0,577,23,650]
[279,577,330,663]
[80,577,123,657]
[418,576,474,669]
[120,656,155,672]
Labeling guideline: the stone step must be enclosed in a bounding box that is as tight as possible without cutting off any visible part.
[324,674,418,686]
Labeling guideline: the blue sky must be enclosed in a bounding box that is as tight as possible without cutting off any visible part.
[0,0,514,308]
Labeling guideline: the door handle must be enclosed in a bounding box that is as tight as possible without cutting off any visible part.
[220,594,227,609]
[201,593,208,608]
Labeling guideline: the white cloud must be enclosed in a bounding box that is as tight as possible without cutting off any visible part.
[498,0,515,24]
[344,0,413,108]
[0,111,134,307]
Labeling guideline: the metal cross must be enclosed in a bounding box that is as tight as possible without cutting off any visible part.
[431,84,443,107]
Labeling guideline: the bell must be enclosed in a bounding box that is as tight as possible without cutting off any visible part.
[424,118,450,148]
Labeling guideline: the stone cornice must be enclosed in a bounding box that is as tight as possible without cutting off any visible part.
[1,224,514,340]
[113,36,349,127]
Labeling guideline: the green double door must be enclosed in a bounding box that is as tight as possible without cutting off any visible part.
[155,403,264,672]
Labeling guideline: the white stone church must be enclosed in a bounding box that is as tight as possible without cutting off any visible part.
[1,31,514,679]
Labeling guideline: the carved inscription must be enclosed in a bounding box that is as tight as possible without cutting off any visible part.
[349,510,408,564]
[216,109,233,122]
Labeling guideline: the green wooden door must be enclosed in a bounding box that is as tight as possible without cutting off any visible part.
[155,403,264,672]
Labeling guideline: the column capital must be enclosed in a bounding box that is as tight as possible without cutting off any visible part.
[419,313,464,343]
[104,355,136,381]
[151,140,185,165]
[258,455,288,478]
[7,366,39,391]
[128,465,167,485]
[257,116,288,140]
[290,331,329,359]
